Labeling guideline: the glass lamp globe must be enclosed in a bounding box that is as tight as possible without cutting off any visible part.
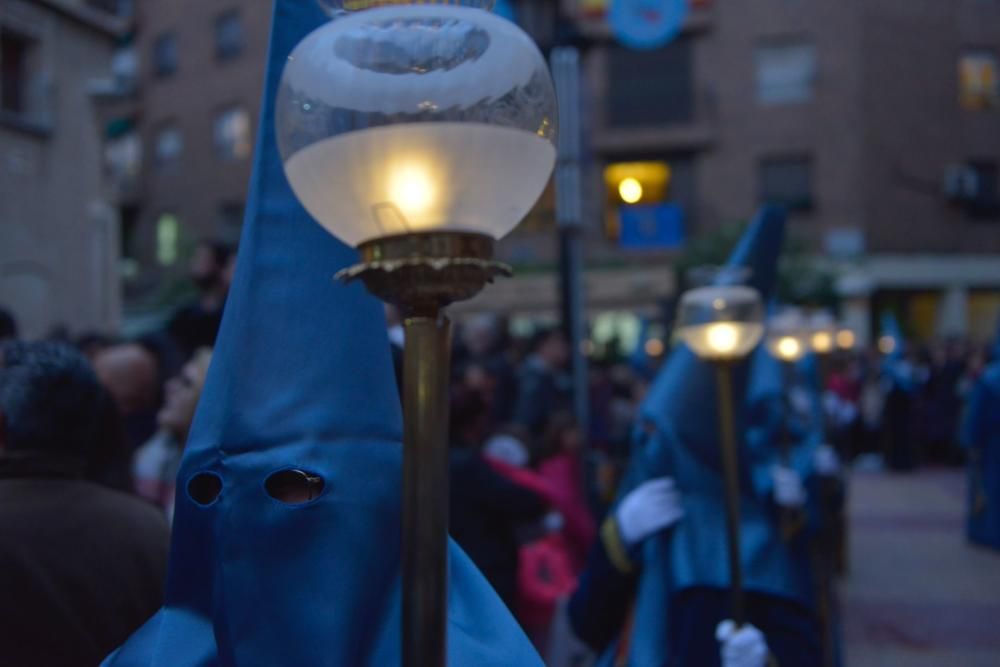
[276,0,557,247]
[766,308,809,363]
[836,327,857,350]
[806,311,837,355]
[677,286,765,362]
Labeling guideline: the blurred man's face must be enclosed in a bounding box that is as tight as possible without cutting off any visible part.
[93,344,158,415]
[158,353,211,439]
[542,333,570,368]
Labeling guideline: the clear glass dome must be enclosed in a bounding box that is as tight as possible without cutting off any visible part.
[806,310,837,355]
[676,286,765,362]
[278,2,557,247]
[765,308,809,363]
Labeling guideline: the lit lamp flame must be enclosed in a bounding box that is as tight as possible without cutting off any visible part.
[707,323,740,355]
[389,163,436,216]
[811,331,833,354]
[676,286,765,362]
[836,329,856,350]
[878,335,896,355]
[618,177,643,204]
[776,335,803,361]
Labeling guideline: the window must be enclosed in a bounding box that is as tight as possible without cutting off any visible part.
[759,157,814,211]
[215,11,243,61]
[607,39,693,127]
[154,124,183,166]
[213,106,251,160]
[156,213,180,266]
[1,28,34,115]
[602,157,694,247]
[756,39,817,105]
[959,51,998,111]
[153,33,177,78]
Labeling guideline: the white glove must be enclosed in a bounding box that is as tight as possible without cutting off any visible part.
[615,477,684,547]
[771,465,806,508]
[717,621,769,667]
[813,444,841,476]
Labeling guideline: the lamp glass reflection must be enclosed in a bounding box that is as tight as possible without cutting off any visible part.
[677,286,765,362]
[277,2,557,247]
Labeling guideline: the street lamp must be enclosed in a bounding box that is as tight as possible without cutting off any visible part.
[766,309,809,365]
[677,284,764,626]
[276,3,557,665]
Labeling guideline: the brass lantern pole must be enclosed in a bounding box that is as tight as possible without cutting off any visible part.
[714,359,746,625]
[676,285,765,627]
[338,232,510,666]
[275,4,559,662]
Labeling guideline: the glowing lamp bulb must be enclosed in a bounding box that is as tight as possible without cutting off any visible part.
[878,336,896,355]
[811,331,833,354]
[836,329,856,350]
[776,336,802,361]
[389,163,436,216]
[706,323,739,354]
[618,177,643,204]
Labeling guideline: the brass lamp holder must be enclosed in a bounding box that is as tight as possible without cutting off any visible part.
[337,231,510,667]
[338,231,511,316]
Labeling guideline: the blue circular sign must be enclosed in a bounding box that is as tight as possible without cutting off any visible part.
[610,0,689,50]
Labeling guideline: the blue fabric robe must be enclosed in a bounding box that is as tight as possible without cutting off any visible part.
[570,208,821,666]
[103,2,543,665]
[961,362,1000,551]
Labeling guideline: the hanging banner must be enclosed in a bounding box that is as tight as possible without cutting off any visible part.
[610,0,689,50]
[618,203,685,249]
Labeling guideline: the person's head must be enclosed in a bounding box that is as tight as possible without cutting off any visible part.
[190,239,236,293]
[74,331,115,363]
[158,347,212,441]
[93,343,160,416]
[532,327,570,370]
[538,410,582,462]
[0,341,102,456]
[0,308,17,342]
[449,386,490,449]
[462,314,501,357]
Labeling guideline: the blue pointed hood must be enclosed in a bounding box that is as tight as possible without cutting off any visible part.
[638,206,786,471]
[104,2,542,665]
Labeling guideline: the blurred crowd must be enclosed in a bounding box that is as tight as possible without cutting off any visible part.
[0,237,997,665]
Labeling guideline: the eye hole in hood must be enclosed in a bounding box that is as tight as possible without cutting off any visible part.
[188,472,223,506]
[266,469,325,505]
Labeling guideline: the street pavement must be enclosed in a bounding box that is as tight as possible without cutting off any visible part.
[843,468,1000,666]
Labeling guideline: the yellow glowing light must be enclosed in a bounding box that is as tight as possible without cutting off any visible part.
[776,336,803,361]
[878,336,896,355]
[618,177,643,204]
[644,338,665,357]
[389,163,436,215]
[836,329,856,350]
[706,323,740,354]
[812,331,834,354]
